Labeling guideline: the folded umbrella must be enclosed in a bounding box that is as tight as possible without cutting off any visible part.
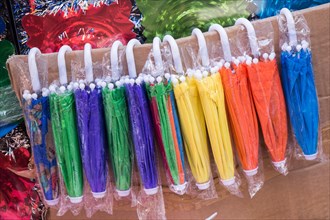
[235,18,288,171]
[74,43,107,198]
[22,48,59,206]
[49,46,83,203]
[125,39,158,195]
[279,9,319,160]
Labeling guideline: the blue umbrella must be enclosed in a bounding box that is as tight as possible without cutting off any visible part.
[23,48,59,206]
[280,9,319,160]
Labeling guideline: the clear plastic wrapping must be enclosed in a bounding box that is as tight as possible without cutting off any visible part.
[278,9,325,161]
[235,19,290,175]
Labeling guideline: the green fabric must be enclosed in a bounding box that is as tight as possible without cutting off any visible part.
[136,0,249,42]
[49,91,83,198]
[146,83,179,185]
[102,86,132,191]
[0,40,15,87]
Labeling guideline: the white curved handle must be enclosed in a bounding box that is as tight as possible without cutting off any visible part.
[58,45,72,85]
[111,40,123,81]
[192,28,210,67]
[84,43,93,83]
[28,47,42,92]
[208,24,232,62]
[126,39,141,78]
[280,8,298,46]
[153,37,163,72]
[235,18,259,57]
[163,35,183,74]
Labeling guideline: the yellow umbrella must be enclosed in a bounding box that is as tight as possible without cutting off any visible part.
[192,28,235,186]
[164,35,211,190]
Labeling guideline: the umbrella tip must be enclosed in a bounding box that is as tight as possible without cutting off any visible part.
[269,52,276,60]
[73,82,79,90]
[179,75,186,83]
[108,83,114,90]
[136,77,142,85]
[156,76,162,84]
[246,60,252,66]
[202,70,208,77]
[286,45,292,52]
[115,81,122,88]
[31,93,38,100]
[224,62,231,69]
[67,84,73,91]
[23,90,30,94]
[90,83,96,91]
[262,53,269,60]
[79,83,85,90]
[252,58,259,64]
[149,76,155,84]
[49,85,56,93]
[172,76,179,85]
[100,81,107,88]
[59,86,66,93]
[164,73,171,80]
[129,79,135,85]
[301,40,309,50]
[22,92,30,100]
[233,58,240,66]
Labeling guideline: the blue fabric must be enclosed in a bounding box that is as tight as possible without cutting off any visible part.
[0,122,19,138]
[256,0,330,18]
[280,49,319,156]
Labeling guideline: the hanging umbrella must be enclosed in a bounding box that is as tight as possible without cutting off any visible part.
[102,40,133,196]
[144,37,186,193]
[73,43,108,198]
[49,46,83,203]
[235,18,288,172]
[164,35,211,190]
[279,9,319,160]
[192,28,237,187]
[22,48,59,206]
[125,39,159,195]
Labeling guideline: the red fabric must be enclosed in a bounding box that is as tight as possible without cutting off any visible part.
[22,0,136,53]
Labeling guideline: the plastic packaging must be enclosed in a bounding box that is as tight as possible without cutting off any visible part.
[68,44,113,217]
[278,8,325,161]
[188,28,242,197]
[102,40,136,203]
[125,39,166,219]
[163,35,218,200]
[235,18,289,175]
[22,48,60,206]
[143,37,188,195]
[209,24,264,197]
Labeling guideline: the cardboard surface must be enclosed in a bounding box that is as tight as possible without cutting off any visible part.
[5,4,330,219]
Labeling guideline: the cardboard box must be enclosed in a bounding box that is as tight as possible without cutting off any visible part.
[6,4,330,219]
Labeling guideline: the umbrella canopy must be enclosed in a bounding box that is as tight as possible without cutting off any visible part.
[281,44,319,158]
[146,79,186,189]
[125,39,158,195]
[74,43,107,198]
[235,18,288,170]
[279,8,319,160]
[23,48,59,206]
[49,45,83,203]
[220,63,259,174]
[102,85,133,195]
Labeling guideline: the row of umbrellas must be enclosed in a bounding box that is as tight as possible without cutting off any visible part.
[22,8,320,207]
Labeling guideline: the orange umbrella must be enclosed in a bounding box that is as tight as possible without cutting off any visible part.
[235,18,288,173]
[219,62,259,174]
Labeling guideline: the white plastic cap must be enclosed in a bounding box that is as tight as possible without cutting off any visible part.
[272,159,287,168]
[171,182,188,192]
[221,177,235,186]
[196,180,210,190]
[224,62,231,69]
[92,190,106,199]
[144,186,159,195]
[303,152,318,160]
[69,196,83,203]
[243,167,258,176]
[45,198,59,206]
[89,83,96,91]
[116,188,131,197]
[31,93,38,100]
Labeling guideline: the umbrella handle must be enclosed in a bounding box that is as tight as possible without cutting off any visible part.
[111,40,123,81]
[163,35,184,74]
[280,8,298,46]
[28,47,42,92]
[126,39,141,78]
[84,43,93,83]
[58,45,72,86]
[208,24,232,62]
[153,37,163,74]
[191,28,210,67]
[235,18,259,58]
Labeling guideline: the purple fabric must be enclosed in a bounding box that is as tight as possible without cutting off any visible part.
[75,86,107,193]
[125,83,158,189]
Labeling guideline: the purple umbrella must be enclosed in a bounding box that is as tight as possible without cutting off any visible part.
[74,43,107,198]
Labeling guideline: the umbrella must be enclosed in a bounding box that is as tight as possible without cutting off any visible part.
[235,18,288,172]
[74,43,107,198]
[102,40,133,196]
[192,28,236,187]
[22,48,59,206]
[164,35,211,190]
[125,39,158,195]
[279,9,319,160]
[144,37,186,193]
[49,46,83,203]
